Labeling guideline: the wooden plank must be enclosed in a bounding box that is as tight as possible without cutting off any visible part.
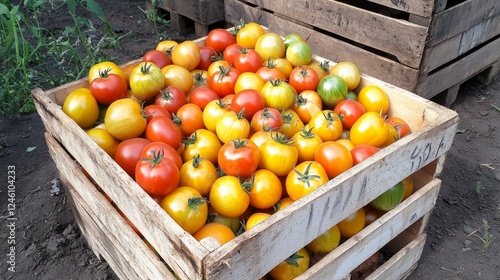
[417,36,500,99]
[364,0,435,17]
[32,87,209,280]
[365,234,427,280]
[294,179,441,279]
[428,0,500,46]
[477,60,500,85]
[229,0,428,68]
[154,0,224,23]
[46,133,175,280]
[422,13,500,73]
[225,0,421,92]
[66,194,138,280]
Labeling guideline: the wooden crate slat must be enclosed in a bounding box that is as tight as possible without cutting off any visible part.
[417,36,500,99]
[155,0,224,23]
[365,234,427,280]
[45,133,175,280]
[225,0,421,92]
[32,87,208,280]
[422,13,500,73]
[228,0,427,68]
[363,0,435,17]
[429,0,500,46]
[294,179,440,279]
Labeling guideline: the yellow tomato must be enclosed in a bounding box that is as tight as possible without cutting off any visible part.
[357,85,389,115]
[234,72,265,93]
[63,88,99,129]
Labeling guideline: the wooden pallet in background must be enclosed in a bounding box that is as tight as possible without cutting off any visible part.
[225,0,500,107]
[145,0,225,37]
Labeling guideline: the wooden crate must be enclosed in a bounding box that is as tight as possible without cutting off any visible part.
[45,131,438,280]
[32,33,459,279]
[146,0,225,37]
[225,0,500,106]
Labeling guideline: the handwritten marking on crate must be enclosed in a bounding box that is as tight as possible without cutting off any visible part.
[409,136,446,173]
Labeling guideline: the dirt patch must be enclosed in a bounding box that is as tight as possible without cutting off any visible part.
[1,0,499,279]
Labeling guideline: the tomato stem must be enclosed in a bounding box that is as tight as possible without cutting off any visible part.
[188,197,207,214]
[293,162,321,189]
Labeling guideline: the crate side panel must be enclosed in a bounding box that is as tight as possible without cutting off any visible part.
[32,87,207,280]
[46,133,175,279]
[229,0,427,68]
[423,13,500,73]
[363,0,436,16]
[295,179,440,279]
[417,36,500,99]
[365,234,427,280]
[429,0,500,46]
[225,0,421,92]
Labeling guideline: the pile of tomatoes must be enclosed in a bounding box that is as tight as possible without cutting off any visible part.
[63,22,415,279]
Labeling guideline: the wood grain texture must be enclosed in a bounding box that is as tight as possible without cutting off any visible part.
[417,37,500,99]
[365,234,427,280]
[423,13,500,73]
[429,0,500,46]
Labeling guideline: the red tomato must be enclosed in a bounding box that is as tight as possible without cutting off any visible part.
[173,103,205,136]
[145,116,183,149]
[89,71,127,105]
[140,141,183,169]
[250,107,283,132]
[208,64,241,98]
[256,64,286,82]
[142,49,172,69]
[230,89,266,121]
[315,141,353,179]
[223,43,245,64]
[189,86,219,110]
[234,48,264,73]
[154,85,186,114]
[385,116,411,138]
[206,28,236,52]
[288,65,320,93]
[197,46,219,71]
[350,144,380,165]
[333,99,366,129]
[114,138,151,179]
[135,150,179,197]
[218,138,260,177]
[143,104,171,123]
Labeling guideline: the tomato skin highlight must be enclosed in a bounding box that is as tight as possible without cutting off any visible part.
[193,222,236,245]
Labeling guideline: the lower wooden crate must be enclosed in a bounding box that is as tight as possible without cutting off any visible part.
[45,130,440,279]
[146,0,225,37]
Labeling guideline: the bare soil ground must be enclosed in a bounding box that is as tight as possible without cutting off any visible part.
[1,0,499,279]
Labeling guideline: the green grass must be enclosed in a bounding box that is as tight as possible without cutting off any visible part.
[0,0,167,118]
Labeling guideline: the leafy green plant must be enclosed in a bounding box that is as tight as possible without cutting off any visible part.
[0,0,127,118]
[475,180,483,200]
[139,0,171,41]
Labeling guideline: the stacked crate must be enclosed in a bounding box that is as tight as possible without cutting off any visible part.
[225,0,500,106]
